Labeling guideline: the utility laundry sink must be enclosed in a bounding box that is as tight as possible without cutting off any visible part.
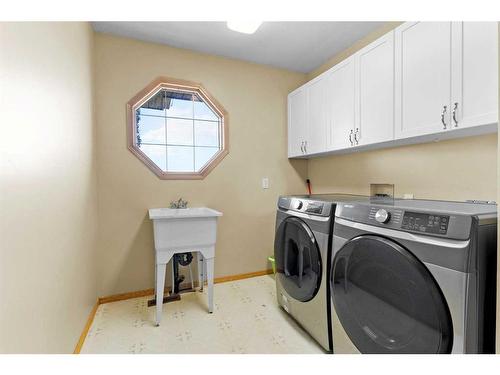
[149,207,222,220]
[148,207,223,325]
[148,207,222,251]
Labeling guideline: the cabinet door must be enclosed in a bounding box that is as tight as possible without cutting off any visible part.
[451,22,498,130]
[395,22,452,139]
[355,31,395,146]
[306,77,327,155]
[287,87,308,157]
[326,57,356,151]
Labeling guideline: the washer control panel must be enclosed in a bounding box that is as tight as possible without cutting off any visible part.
[336,202,472,240]
[292,200,303,210]
[401,211,449,235]
[374,209,390,223]
[368,207,403,226]
[278,197,332,217]
[305,201,325,215]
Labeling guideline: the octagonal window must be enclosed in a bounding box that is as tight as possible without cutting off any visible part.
[127,77,228,179]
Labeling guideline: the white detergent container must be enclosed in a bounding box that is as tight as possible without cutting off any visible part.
[148,207,223,325]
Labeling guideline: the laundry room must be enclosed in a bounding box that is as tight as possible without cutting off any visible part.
[1,1,500,373]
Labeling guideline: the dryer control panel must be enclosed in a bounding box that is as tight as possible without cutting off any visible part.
[336,202,473,240]
[401,211,449,235]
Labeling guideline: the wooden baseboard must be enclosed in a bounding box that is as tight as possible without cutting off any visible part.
[73,301,99,354]
[98,288,155,305]
[74,269,273,353]
[98,269,273,305]
[214,269,273,284]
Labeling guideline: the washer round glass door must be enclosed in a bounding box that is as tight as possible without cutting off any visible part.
[274,217,322,302]
[331,235,453,353]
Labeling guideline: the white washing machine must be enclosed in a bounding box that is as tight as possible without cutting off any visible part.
[330,199,497,353]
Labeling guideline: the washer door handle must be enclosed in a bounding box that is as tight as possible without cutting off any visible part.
[297,247,304,288]
[283,241,290,277]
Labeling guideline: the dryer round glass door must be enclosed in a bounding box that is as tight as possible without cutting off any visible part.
[274,217,322,302]
[331,235,453,354]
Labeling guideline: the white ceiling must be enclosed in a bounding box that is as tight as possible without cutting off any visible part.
[91,22,385,73]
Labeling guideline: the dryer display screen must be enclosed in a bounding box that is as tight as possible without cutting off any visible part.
[305,203,324,214]
[401,211,449,234]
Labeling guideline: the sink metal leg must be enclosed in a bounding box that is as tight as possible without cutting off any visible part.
[197,253,204,292]
[171,260,175,295]
[205,257,215,313]
[188,263,194,290]
[154,260,157,297]
[155,263,167,326]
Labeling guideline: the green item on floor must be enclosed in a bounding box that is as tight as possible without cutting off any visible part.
[268,256,276,274]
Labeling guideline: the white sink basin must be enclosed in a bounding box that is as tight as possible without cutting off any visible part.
[149,207,223,251]
[149,207,222,220]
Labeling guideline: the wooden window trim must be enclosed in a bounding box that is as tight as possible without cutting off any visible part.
[126,76,229,180]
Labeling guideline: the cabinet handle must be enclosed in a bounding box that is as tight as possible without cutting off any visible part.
[441,105,448,130]
[354,128,360,145]
[300,141,304,153]
[452,102,459,127]
[348,130,354,146]
[304,141,307,154]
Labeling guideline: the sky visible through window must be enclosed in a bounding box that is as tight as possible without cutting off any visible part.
[137,90,221,172]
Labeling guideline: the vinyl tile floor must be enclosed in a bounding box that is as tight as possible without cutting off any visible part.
[81,275,325,354]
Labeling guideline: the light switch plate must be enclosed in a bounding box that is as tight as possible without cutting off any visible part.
[262,177,269,189]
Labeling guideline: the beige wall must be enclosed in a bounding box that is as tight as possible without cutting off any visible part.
[309,134,497,200]
[0,23,98,352]
[94,33,307,296]
[307,22,497,202]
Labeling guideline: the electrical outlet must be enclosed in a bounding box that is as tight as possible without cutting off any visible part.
[262,177,269,189]
[403,193,414,199]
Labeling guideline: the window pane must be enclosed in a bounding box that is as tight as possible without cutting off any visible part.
[167,118,193,146]
[139,144,166,171]
[194,120,220,147]
[140,90,167,116]
[139,107,164,117]
[194,96,219,121]
[165,90,193,119]
[138,115,165,144]
[195,147,219,171]
[167,146,194,172]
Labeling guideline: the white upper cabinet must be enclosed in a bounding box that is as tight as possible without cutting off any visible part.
[287,77,327,157]
[287,87,308,157]
[451,22,498,130]
[306,77,328,155]
[355,31,395,146]
[326,56,356,150]
[287,22,497,159]
[395,22,453,139]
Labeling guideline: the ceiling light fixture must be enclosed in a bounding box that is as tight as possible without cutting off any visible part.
[226,21,262,34]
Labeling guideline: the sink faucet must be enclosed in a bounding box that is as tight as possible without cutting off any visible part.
[170,198,188,209]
